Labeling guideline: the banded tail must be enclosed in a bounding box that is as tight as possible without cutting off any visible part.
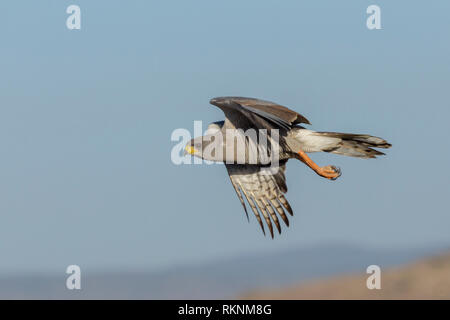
[316,131,391,158]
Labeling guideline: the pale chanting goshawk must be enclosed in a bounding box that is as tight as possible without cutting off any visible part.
[185,97,391,238]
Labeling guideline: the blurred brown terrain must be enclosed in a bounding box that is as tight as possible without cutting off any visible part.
[242,251,450,299]
[2,244,443,299]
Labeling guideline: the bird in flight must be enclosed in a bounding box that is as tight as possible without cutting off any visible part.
[185,97,391,238]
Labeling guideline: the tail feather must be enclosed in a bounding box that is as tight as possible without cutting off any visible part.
[315,132,391,159]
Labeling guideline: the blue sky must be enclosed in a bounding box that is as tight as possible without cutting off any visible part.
[0,0,449,274]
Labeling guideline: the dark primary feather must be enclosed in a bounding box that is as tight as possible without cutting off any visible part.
[225,160,292,238]
[228,175,249,222]
[241,105,293,131]
[228,97,311,126]
[210,96,310,131]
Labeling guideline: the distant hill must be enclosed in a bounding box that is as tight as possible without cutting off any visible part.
[242,251,450,299]
[0,244,446,299]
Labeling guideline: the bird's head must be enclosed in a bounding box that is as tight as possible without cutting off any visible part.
[184,136,203,158]
[184,130,225,162]
[184,120,225,160]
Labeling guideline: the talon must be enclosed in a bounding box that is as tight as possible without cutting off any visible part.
[330,166,341,180]
[321,165,341,180]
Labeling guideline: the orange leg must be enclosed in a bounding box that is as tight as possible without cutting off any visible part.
[296,149,341,180]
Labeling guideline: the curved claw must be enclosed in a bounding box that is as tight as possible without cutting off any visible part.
[329,166,342,181]
[321,165,342,180]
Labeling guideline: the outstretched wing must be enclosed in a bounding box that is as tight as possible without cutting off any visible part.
[225,161,293,238]
[210,96,310,132]
[231,97,311,127]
